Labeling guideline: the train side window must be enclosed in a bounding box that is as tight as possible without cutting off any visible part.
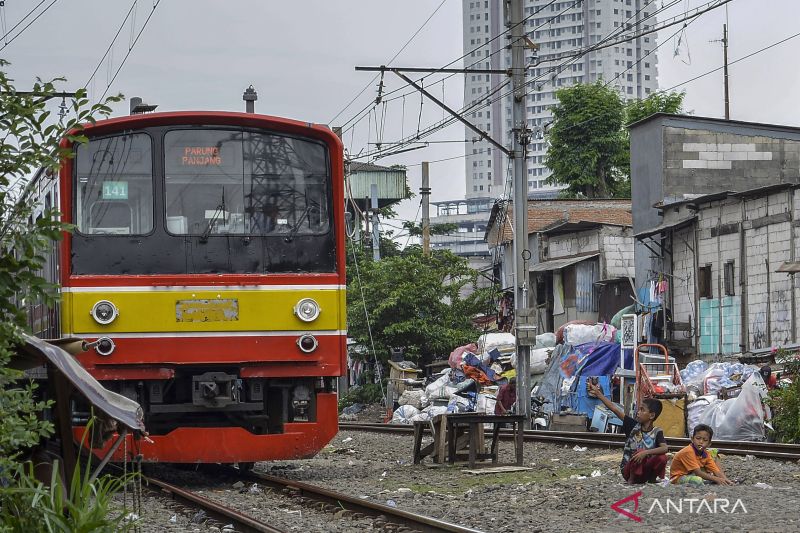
[74,132,154,235]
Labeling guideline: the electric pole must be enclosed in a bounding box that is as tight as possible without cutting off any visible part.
[712,25,730,119]
[723,24,730,120]
[421,161,431,257]
[509,0,532,427]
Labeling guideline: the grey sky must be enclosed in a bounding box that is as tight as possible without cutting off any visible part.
[4,0,799,233]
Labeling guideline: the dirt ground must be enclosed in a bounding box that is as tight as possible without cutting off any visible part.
[261,428,800,533]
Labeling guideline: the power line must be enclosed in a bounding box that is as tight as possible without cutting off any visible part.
[340,0,577,137]
[663,29,800,93]
[0,0,59,52]
[357,0,726,162]
[99,0,161,100]
[329,0,449,125]
[0,0,46,43]
[85,1,138,89]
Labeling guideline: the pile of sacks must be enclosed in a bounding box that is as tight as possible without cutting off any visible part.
[680,360,760,396]
[685,372,768,441]
[390,333,555,425]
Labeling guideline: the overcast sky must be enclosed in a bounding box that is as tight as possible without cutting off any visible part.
[4,0,799,235]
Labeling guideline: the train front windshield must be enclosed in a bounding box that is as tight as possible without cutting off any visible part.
[163,129,330,238]
[72,126,336,275]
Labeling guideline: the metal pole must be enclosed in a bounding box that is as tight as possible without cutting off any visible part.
[509,0,531,427]
[723,24,730,120]
[421,162,431,257]
[371,184,381,261]
[243,85,257,114]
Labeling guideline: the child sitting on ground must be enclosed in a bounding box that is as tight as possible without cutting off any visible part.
[587,382,669,483]
[669,424,733,485]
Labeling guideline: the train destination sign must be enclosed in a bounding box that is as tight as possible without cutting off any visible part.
[181,146,222,166]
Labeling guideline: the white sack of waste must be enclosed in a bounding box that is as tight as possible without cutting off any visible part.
[391,405,420,424]
[477,332,517,353]
[511,347,551,375]
[563,323,616,345]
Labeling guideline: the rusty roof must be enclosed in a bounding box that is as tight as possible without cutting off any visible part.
[485,199,632,247]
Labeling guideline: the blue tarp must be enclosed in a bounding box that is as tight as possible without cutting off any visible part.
[539,342,633,416]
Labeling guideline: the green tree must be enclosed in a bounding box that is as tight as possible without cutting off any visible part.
[0,62,120,471]
[625,90,685,126]
[545,81,628,198]
[346,246,491,366]
[545,82,684,198]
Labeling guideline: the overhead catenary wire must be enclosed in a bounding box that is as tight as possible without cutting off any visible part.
[328,0,449,125]
[354,0,729,163]
[338,0,574,137]
[84,0,138,89]
[0,0,59,53]
[99,0,161,101]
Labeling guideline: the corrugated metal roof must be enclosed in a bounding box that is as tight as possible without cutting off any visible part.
[530,253,599,272]
[777,262,800,274]
[635,215,696,239]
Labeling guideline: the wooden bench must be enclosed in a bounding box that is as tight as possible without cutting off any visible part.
[412,413,525,468]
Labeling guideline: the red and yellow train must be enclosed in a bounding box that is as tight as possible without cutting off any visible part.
[34,111,346,463]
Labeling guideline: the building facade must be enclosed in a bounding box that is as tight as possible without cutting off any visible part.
[484,198,632,329]
[639,185,800,359]
[630,114,800,358]
[532,220,635,332]
[463,0,659,198]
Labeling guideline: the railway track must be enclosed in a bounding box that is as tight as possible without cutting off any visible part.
[340,422,800,461]
[143,465,483,533]
[144,473,285,533]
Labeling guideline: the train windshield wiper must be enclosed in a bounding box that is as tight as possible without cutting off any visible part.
[199,190,226,243]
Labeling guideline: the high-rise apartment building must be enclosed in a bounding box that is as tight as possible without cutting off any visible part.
[463,0,659,198]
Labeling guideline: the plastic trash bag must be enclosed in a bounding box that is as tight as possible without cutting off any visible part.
[424,370,457,399]
[563,323,616,345]
[698,373,768,441]
[391,405,420,425]
[477,332,516,353]
[534,332,557,348]
[448,343,477,369]
[510,347,550,375]
[686,394,717,436]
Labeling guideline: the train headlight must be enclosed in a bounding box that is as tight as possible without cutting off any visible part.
[297,334,318,354]
[294,298,320,322]
[90,300,118,325]
[95,337,115,356]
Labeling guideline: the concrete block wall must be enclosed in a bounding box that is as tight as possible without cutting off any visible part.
[745,224,771,350]
[601,227,634,279]
[670,226,695,347]
[548,229,599,259]
[662,127,800,202]
[767,219,792,346]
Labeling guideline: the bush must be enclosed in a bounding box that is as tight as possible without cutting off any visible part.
[767,353,800,443]
[0,458,138,532]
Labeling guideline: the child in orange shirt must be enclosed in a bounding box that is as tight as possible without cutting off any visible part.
[670,424,733,485]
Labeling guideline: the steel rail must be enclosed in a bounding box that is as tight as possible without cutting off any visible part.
[339,422,800,461]
[245,470,484,533]
[144,474,285,533]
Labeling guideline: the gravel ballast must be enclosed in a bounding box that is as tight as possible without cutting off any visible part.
[125,426,800,532]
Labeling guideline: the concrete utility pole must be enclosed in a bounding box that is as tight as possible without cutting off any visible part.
[421,162,431,257]
[370,184,381,261]
[711,26,730,119]
[509,0,532,427]
[722,24,730,120]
